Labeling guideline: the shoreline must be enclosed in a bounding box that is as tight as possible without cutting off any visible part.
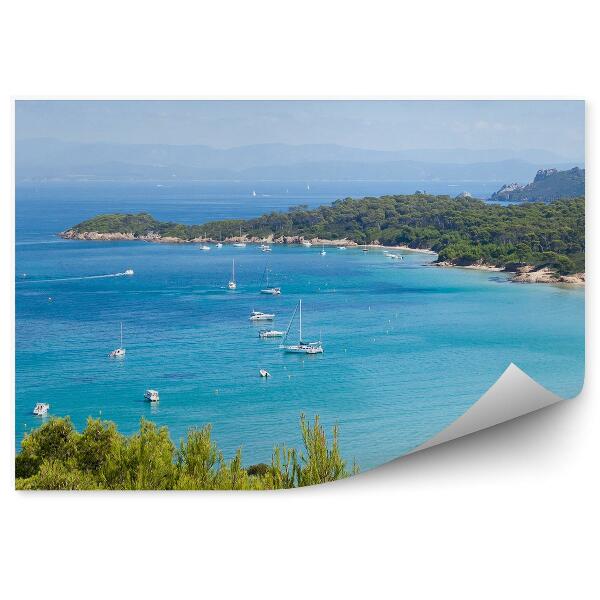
[58,230,584,285]
[58,229,435,253]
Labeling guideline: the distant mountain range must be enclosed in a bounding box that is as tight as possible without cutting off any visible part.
[16,138,582,184]
[490,167,585,202]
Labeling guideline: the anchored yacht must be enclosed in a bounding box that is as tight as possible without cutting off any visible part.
[259,329,284,338]
[260,266,281,295]
[144,389,159,402]
[228,259,237,290]
[250,310,275,321]
[280,300,323,354]
[109,322,126,358]
[33,402,50,416]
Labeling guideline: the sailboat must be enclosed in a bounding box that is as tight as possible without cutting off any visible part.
[252,190,257,197]
[228,259,237,290]
[216,231,223,248]
[260,265,281,295]
[320,244,326,256]
[233,225,247,247]
[109,322,126,358]
[280,300,323,354]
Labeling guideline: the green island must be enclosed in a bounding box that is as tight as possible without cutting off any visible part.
[61,194,585,279]
[15,414,357,490]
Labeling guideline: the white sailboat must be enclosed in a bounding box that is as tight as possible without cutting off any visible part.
[216,231,223,248]
[252,190,257,197]
[260,265,281,295]
[109,322,126,358]
[233,225,247,247]
[320,244,326,256]
[228,259,237,290]
[280,300,323,354]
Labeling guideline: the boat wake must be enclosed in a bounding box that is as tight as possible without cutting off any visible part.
[17,269,134,284]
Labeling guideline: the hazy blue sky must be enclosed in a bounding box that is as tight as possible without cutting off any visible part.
[16,100,584,160]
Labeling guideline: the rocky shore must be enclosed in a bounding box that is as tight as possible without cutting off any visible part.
[436,260,584,285]
[59,229,360,247]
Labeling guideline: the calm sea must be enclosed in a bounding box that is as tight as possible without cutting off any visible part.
[15,181,585,470]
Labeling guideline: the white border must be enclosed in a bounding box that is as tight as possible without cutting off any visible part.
[1,2,597,599]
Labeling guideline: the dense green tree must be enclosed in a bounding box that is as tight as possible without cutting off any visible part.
[15,415,357,491]
[68,195,584,274]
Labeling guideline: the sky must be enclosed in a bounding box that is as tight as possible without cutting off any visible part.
[15,100,585,161]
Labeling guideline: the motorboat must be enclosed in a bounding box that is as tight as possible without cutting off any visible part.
[33,402,50,416]
[250,310,275,321]
[259,329,284,338]
[124,269,134,275]
[144,389,160,402]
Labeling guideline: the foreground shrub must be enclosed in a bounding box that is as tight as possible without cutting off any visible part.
[15,414,357,490]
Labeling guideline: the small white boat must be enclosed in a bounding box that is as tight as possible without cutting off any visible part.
[234,226,247,247]
[280,300,323,354]
[259,329,284,338]
[144,389,160,402]
[383,250,390,254]
[261,245,272,252]
[390,254,402,260]
[33,402,50,416]
[362,248,368,252]
[109,322,126,358]
[250,310,275,321]
[320,245,326,256]
[302,241,312,247]
[228,259,237,290]
[259,369,271,377]
[260,266,281,295]
[124,269,134,276]
[338,246,346,250]
[201,245,211,251]
[216,242,223,248]
[252,190,257,197]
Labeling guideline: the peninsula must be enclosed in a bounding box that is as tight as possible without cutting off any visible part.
[60,193,585,284]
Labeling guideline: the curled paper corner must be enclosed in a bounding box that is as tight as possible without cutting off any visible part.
[409,363,563,455]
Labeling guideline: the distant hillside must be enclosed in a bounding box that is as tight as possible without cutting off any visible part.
[16,138,581,184]
[490,167,585,202]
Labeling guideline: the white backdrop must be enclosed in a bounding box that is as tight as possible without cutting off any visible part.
[1,2,597,599]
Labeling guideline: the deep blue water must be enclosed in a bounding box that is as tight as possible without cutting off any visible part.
[15,182,585,470]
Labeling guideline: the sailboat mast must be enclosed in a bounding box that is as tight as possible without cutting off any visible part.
[232,259,235,282]
[299,299,302,342]
[120,322,123,347]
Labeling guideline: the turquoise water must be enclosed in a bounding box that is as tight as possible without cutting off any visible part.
[15,182,585,470]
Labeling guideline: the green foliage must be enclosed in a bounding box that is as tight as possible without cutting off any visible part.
[15,415,357,491]
[69,194,585,274]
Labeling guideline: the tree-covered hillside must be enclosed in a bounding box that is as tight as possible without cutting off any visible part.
[65,194,585,274]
